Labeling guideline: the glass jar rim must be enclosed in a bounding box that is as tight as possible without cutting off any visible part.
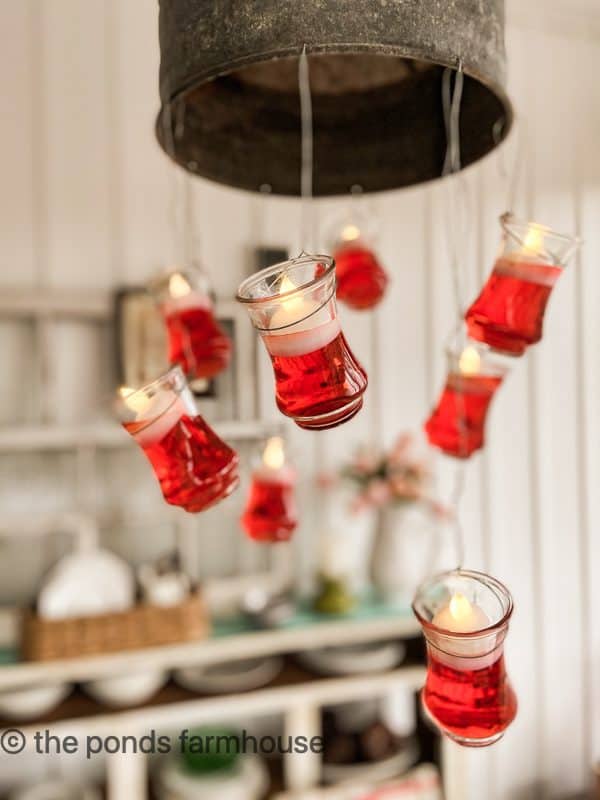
[119,365,186,432]
[412,568,514,638]
[236,253,335,305]
[500,212,582,248]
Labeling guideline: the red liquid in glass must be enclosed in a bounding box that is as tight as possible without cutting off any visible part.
[268,332,368,430]
[124,414,239,512]
[424,374,502,458]
[333,243,389,310]
[465,257,562,355]
[423,652,517,744]
[241,478,298,542]
[165,307,232,379]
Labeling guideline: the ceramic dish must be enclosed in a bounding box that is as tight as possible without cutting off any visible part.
[174,656,283,695]
[0,683,71,721]
[38,548,135,620]
[9,781,101,800]
[297,641,405,677]
[82,670,167,708]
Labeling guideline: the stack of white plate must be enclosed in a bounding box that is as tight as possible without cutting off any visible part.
[9,781,101,800]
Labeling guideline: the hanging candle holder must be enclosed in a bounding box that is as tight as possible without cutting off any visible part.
[241,436,298,543]
[118,366,239,512]
[150,267,232,385]
[328,206,389,311]
[236,254,368,430]
[424,338,507,459]
[465,213,581,356]
[412,569,517,747]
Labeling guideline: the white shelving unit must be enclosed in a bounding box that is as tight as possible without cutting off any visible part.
[0,611,466,800]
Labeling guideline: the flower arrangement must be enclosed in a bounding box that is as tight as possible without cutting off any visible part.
[334,433,450,518]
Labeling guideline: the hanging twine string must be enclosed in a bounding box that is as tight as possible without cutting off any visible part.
[298,44,314,251]
[161,92,185,265]
[441,60,469,571]
[494,115,527,215]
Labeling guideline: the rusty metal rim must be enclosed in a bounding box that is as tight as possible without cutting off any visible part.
[156,41,514,151]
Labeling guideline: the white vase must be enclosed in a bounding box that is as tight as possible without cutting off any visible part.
[370,503,438,606]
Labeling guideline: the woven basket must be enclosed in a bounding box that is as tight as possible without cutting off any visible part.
[21,590,210,662]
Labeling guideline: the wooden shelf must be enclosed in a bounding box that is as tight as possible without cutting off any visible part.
[0,658,424,731]
[12,661,426,737]
[0,606,421,691]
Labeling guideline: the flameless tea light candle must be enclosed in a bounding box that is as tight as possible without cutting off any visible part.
[118,367,239,513]
[150,267,232,382]
[329,219,389,311]
[431,591,490,633]
[236,254,368,430]
[413,569,517,747]
[424,339,507,459]
[240,437,299,543]
[465,212,581,356]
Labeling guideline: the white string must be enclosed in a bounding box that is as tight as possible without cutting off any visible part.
[298,44,314,251]
[162,93,184,264]
[441,60,469,571]
[494,115,527,215]
[441,61,467,317]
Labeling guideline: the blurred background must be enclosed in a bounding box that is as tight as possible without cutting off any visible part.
[0,1,598,799]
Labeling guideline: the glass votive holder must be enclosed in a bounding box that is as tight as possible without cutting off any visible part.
[330,223,389,311]
[412,569,517,747]
[465,213,581,356]
[236,254,368,430]
[424,339,507,459]
[150,267,232,383]
[118,366,239,512]
[240,436,298,543]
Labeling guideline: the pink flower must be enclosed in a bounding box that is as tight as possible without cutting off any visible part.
[316,471,338,490]
[429,500,454,520]
[366,479,392,506]
[350,493,371,515]
[389,475,422,500]
[352,448,380,475]
[386,432,414,466]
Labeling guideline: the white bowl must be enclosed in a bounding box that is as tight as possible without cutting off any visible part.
[174,657,283,695]
[83,670,167,708]
[298,641,405,677]
[0,683,71,721]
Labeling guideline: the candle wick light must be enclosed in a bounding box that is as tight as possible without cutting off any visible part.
[458,345,481,376]
[169,272,192,298]
[522,226,544,256]
[263,436,286,470]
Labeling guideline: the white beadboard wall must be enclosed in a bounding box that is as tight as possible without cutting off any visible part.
[0,2,599,798]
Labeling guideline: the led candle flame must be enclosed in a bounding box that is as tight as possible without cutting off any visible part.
[168,272,192,298]
[458,346,481,376]
[341,223,361,242]
[263,436,285,470]
[521,226,545,256]
[432,592,490,633]
[118,385,149,417]
[269,273,318,330]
